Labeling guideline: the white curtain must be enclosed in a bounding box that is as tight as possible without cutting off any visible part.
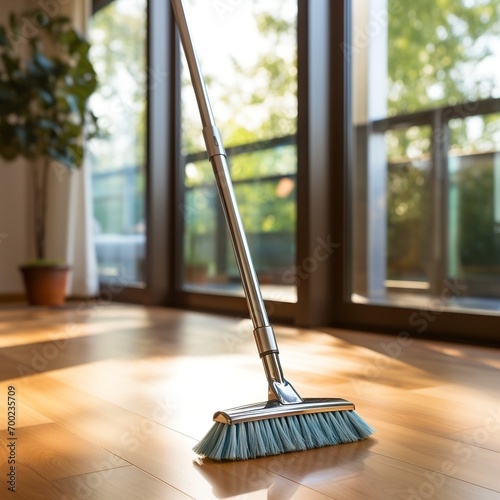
[45,0,99,297]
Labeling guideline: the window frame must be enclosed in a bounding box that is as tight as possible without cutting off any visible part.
[91,0,178,305]
[90,0,152,302]
[331,0,500,345]
[170,0,332,324]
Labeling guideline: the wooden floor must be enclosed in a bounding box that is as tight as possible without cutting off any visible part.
[0,304,499,499]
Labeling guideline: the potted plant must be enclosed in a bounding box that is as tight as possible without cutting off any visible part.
[0,10,98,305]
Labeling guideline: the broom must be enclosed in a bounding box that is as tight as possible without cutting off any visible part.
[171,0,374,461]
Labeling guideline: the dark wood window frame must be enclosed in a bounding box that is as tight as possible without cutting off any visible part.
[330,1,500,346]
[170,0,335,326]
[92,0,176,306]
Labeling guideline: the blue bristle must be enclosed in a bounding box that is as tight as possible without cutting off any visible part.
[316,412,336,442]
[284,416,307,451]
[296,413,316,449]
[307,413,329,447]
[247,421,265,457]
[261,419,280,457]
[193,410,375,461]
[268,418,293,453]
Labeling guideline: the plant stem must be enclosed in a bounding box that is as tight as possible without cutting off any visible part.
[33,158,50,261]
[33,163,42,260]
[41,158,50,259]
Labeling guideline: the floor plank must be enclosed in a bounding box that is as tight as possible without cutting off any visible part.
[54,465,191,500]
[0,463,68,500]
[6,423,129,481]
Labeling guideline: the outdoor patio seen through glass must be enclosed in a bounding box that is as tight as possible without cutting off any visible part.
[349,0,500,313]
[88,0,147,287]
[180,0,298,303]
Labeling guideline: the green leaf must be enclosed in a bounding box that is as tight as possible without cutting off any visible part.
[0,139,20,160]
[59,29,78,48]
[64,93,80,114]
[46,146,73,169]
[48,16,70,27]
[26,61,44,77]
[0,83,16,101]
[38,119,61,133]
[66,143,84,167]
[75,41,90,58]
[1,53,20,75]
[37,88,55,106]
[67,30,87,54]
[14,126,27,149]
[61,122,82,139]
[34,52,56,72]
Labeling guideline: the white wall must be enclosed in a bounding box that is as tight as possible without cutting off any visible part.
[0,0,32,294]
[1,0,95,297]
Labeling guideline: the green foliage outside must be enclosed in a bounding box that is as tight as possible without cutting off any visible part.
[181,2,297,153]
[388,0,500,116]
[89,1,146,172]
[386,127,432,280]
[182,1,298,274]
[453,155,500,273]
[89,0,147,235]
[386,0,500,282]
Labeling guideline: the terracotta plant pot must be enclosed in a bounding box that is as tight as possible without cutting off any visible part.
[20,264,71,306]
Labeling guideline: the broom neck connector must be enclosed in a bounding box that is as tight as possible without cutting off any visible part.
[254,326,303,404]
[261,352,303,404]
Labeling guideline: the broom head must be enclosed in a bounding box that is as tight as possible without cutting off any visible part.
[193,398,374,461]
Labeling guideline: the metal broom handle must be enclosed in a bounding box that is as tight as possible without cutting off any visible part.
[171,0,304,405]
[171,0,269,330]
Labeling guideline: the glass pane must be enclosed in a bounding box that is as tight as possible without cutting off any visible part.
[180,0,298,303]
[388,0,500,116]
[349,0,500,313]
[386,126,432,285]
[448,113,500,298]
[88,0,147,286]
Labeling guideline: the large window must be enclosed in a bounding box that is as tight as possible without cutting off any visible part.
[179,0,298,303]
[349,0,500,313]
[88,0,147,286]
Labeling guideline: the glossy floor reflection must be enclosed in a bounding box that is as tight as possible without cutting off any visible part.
[194,440,375,499]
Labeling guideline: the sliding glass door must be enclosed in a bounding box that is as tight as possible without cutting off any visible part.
[328,0,500,342]
[88,0,148,287]
[178,0,298,304]
[348,0,500,315]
